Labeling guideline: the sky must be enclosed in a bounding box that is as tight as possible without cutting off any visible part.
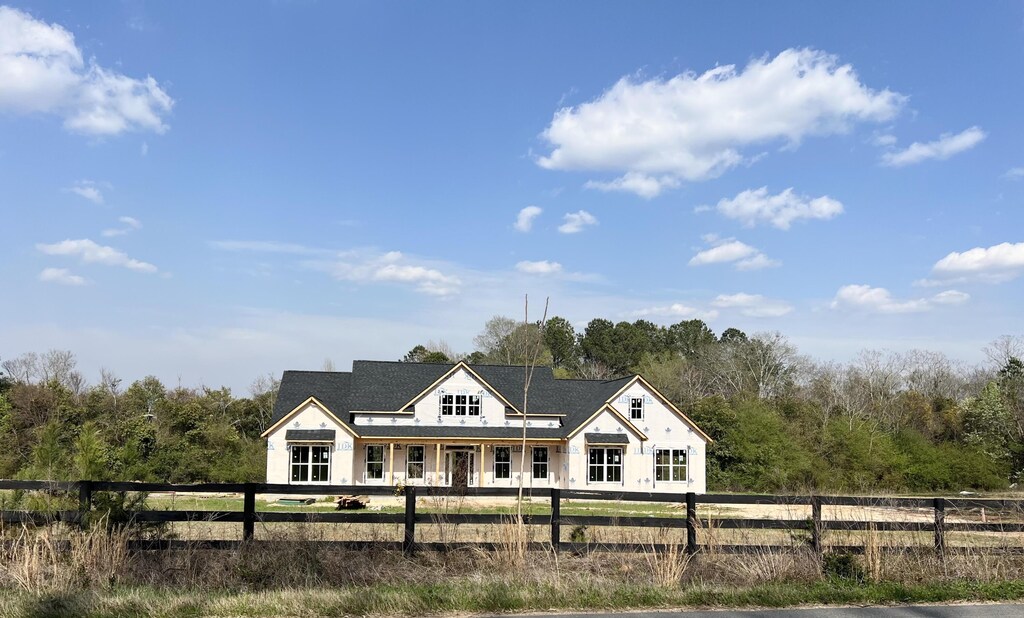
[1,1,1023,392]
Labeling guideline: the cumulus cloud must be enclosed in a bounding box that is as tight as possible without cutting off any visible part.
[880,126,986,167]
[558,210,598,234]
[537,48,903,196]
[514,206,542,232]
[711,293,793,318]
[0,6,173,135]
[38,267,87,286]
[931,241,1024,283]
[324,250,461,296]
[631,303,718,320]
[515,260,563,275]
[704,187,844,230]
[101,215,142,237]
[36,238,157,273]
[688,235,779,271]
[66,179,105,204]
[1005,167,1024,180]
[830,284,968,314]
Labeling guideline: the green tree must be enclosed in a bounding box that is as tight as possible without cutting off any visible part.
[543,316,578,370]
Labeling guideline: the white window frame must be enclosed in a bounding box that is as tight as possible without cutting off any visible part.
[588,447,622,483]
[655,448,687,483]
[494,446,512,479]
[467,394,481,416]
[440,394,454,416]
[365,444,385,481]
[407,445,425,480]
[290,444,331,484]
[630,397,644,420]
[532,446,548,480]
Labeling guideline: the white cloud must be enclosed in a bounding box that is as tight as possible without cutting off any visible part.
[516,260,563,275]
[102,215,142,237]
[688,236,779,271]
[584,172,680,199]
[324,250,461,296]
[829,284,968,314]
[538,48,903,196]
[632,303,718,320]
[67,179,105,204]
[705,186,844,230]
[141,142,149,156]
[0,6,173,136]
[871,133,897,147]
[36,238,157,273]
[38,267,87,286]
[881,126,986,167]
[711,293,793,318]
[558,210,598,234]
[514,206,542,232]
[209,240,329,255]
[1004,167,1024,180]
[931,241,1024,282]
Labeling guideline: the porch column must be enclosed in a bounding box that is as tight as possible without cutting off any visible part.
[435,443,441,485]
[480,443,486,487]
[388,443,395,485]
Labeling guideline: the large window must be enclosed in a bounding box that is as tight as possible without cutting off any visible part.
[494,446,511,479]
[630,397,644,420]
[655,448,687,482]
[440,394,482,416]
[366,445,385,480]
[407,445,425,480]
[588,447,622,483]
[291,445,330,483]
[532,447,548,479]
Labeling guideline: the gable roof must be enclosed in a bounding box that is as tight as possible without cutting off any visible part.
[266,361,710,442]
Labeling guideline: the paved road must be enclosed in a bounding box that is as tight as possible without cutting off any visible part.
[491,604,1024,617]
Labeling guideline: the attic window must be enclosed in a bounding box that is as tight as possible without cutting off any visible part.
[630,397,644,420]
[440,394,481,416]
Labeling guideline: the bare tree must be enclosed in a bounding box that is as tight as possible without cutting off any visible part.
[1,352,40,384]
[250,373,281,435]
[985,335,1024,369]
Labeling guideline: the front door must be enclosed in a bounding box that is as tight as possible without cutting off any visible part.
[445,450,474,493]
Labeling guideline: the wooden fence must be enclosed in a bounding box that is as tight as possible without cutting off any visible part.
[2,479,1023,556]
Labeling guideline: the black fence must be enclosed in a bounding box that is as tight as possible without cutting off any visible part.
[1,479,1022,556]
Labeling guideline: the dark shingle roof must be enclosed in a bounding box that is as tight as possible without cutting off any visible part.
[269,361,641,439]
[585,432,630,444]
[285,429,337,441]
[357,425,565,439]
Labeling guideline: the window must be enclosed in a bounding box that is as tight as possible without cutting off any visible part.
[494,446,511,479]
[630,397,644,420]
[588,447,622,483]
[532,447,548,479]
[366,445,384,480]
[290,445,330,483]
[441,394,481,416]
[407,445,425,479]
[655,448,687,482]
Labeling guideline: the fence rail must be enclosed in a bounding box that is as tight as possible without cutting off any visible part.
[2,479,1022,555]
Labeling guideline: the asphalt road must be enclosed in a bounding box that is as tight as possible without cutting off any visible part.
[492,604,1024,617]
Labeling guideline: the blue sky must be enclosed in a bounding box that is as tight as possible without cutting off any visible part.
[1,1,1023,391]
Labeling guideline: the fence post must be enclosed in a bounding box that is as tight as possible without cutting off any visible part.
[242,483,256,541]
[550,488,561,552]
[685,492,697,556]
[811,495,822,557]
[77,480,92,528]
[403,485,417,555]
[934,497,945,555]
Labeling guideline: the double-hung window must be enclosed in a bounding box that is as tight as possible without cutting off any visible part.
[532,447,548,479]
[630,397,644,420]
[365,445,385,481]
[494,446,511,479]
[291,445,330,483]
[588,447,622,483]
[407,445,425,480]
[655,448,687,482]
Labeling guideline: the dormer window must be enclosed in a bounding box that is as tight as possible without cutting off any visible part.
[629,397,644,420]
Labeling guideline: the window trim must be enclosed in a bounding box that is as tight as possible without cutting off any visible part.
[629,397,644,420]
[440,393,482,416]
[289,443,331,484]
[654,448,687,483]
[532,446,549,480]
[494,445,512,480]
[587,447,623,484]
[406,444,425,480]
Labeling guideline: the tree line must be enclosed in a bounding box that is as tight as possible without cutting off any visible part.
[3,318,1023,493]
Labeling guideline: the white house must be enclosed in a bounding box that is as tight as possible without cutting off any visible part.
[261,360,711,493]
